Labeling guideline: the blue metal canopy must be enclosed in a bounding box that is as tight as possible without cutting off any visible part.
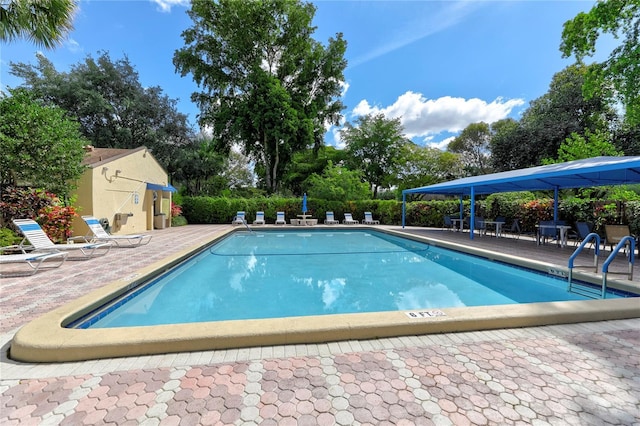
[146,182,177,192]
[401,156,640,236]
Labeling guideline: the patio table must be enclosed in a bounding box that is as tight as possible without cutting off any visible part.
[451,218,464,232]
[536,224,573,248]
[296,214,315,226]
[484,220,505,238]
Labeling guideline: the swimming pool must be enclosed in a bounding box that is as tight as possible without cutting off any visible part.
[73,229,624,329]
[11,226,640,362]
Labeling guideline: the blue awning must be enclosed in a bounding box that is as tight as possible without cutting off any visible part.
[146,183,177,192]
[402,156,640,196]
[401,156,640,235]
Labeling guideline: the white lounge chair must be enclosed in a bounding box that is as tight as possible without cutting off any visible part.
[343,213,359,225]
[0,250,68,277]
[12,218,112,259]
[78,216,152,247]
[253,211,266,225]
[363,212,380,225]
[232,211,246,225]
[275,211,286,225]
[324,211,339,225]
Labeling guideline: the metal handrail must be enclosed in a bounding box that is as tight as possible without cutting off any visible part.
[602,236,636,297]
[567,233,600,295]
[241,218,253,233]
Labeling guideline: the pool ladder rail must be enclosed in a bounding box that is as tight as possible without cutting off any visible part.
[241,218,253,233]
[233,214,254,233]
[568,233,636,299]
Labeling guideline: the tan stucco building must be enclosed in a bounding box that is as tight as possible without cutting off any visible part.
[72,146,175,236]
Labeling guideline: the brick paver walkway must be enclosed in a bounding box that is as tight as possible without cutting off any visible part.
[1,225,639,425]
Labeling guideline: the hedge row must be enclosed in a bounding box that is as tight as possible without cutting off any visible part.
[181,195,640,235]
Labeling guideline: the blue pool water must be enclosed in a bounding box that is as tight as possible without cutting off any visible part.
[75,230,625,329]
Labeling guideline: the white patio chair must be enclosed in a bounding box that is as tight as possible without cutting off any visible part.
[343,213,359,225]
[253,211,266,225]
[324,212,339,225]
[232,211,246,225]
[275,211,287,225]
[363,212,380,225]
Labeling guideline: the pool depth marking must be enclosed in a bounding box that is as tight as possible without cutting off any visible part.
[405,310,446,319]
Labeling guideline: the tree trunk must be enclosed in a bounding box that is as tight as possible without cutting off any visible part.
[271,138,279,193]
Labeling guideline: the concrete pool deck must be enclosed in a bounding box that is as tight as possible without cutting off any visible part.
[1,224,639,424]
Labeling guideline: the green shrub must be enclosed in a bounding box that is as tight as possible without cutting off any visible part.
[625,201,640,235]
[180,195,640,232]
[171,215,188,227]
[0,227,21,247]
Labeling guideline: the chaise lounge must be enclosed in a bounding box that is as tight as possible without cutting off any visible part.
[363,212,380,225]
[253,211,266,225]
[0,250,68,277]
[12,219,112,259]
[324,212,339,225]
[343,213,359,225]
[232,211,246,225]
[275,211,287,225]
[78,216,152,247]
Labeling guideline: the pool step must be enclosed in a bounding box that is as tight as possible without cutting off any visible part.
[568,282,602,299]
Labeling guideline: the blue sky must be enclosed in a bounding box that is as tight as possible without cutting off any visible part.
[1,0,608,149]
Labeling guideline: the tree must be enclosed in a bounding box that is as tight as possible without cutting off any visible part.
[0,0,76,49]
[169,138,226,196]
[10,52,194,173]
[305,161,370,202]
[543,129,623,164]
[522,64,614,163]
[173,0,347,193]
[341,113,407,198]
[392,143,464,193]
[491,64,615,170]
[221,151,256,191]
[282,145,347,195]
[447,122,492,175]
[489,118,531,172]
[0,88,87,198]
[561,0,640,126]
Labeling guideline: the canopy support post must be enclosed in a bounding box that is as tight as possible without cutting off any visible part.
[402,192,406,228]
[470,186,475,240]
[553,186,559,222]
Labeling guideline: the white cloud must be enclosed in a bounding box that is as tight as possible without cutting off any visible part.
[151,0,189,13]
[351,91,524,145]
[429,136,455,151]
[330,127,345,149]
[66,38,82,54]
[339,80,350,98]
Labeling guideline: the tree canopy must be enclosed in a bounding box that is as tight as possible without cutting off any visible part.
[0,88,87,198]
[173,0,347,193]
[0,0,76,49]
[341,113,408,198]
[447,122,492,175]
[543,129,624,164]
[561,0,640,126]
[305,161,370,202]
[490,64,615,171]
[393,143,463,193]
[10,52,194,174]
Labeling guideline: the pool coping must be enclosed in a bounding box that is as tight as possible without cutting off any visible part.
[10,226,640,363]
